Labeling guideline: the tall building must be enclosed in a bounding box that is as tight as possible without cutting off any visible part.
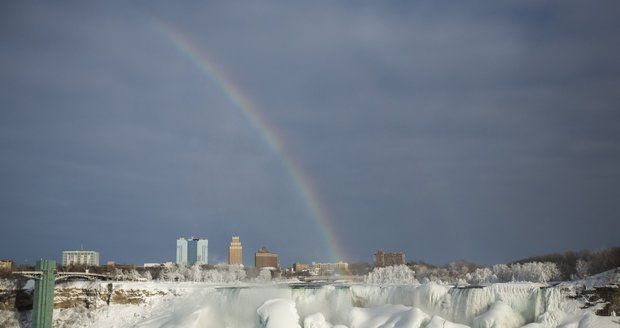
[373,250,406,267]
[176,237,208,266]
[228,235,243,265]
[62,250,100,267]
[255,247,279,269]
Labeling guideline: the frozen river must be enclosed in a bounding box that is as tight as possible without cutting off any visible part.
[74,282,615,328]
[2,280,616,327]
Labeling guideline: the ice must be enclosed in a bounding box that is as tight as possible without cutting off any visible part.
[349,305,430,328]
[424,316,469,328]
[303,312,333,328]
[472,301,525,328]
[5,280,612,327]
[364,265,418,285]
[23,279,35,291]
[257,299,301,328]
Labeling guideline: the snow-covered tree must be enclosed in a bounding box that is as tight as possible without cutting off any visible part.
[464,262,559,284]
[492,264,513,282]
[364,265,418,285]
[142,270,153,281]
[189,264,203,282]
[257,268,272,282]
[511,262,560,283]
[466,267,497,284]
[575,259,590,279]
[159,265,187,282]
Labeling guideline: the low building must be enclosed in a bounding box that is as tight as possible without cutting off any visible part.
[144,263,163,268]
[293,262,309,272]
[373,250,406,267]
[0,259,13,271]
[255,247,279,269]
[311,261,349,275]
[62,250,100,267]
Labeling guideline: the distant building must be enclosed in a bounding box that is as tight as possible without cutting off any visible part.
[106,261,116,267]
[373,250,406,267]
[176,237,208,266]
[144,263,163,268]
[293,262,309,272]
[311,261,349,275]
[228,236,243,265]
[62,250,100,267]
[0,259,13,271]
[255,247,279,269]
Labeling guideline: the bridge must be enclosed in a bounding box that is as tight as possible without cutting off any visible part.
[299,275,363,283]
[13,260,115,328]
[14,271,112,282]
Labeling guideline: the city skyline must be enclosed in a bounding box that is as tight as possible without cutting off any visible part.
[47,236,407,269]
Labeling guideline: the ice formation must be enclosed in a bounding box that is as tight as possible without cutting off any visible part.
[257,299,301,328]
[2,277,615,327]
[103,282,612,327]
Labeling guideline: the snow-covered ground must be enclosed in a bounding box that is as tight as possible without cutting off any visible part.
[2,280,616,328]
[2,267,619,327]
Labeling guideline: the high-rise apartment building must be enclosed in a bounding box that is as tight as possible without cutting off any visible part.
[228,235,243,265]
[176,237,208,266]
[373,250,406,267]
[255,247,279,269]
[62,250,100,267]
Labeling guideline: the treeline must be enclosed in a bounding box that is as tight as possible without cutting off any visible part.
[512,247,620,280]
[365,262,561,284]
[399,247,620,283]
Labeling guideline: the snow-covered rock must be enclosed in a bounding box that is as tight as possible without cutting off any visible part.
[472,301,525,328]
[257,298,301,328]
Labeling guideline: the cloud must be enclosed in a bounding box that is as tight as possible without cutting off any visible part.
[1,1,619,265]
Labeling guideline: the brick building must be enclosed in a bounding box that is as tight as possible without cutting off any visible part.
[255,247,279,269]
[373,250,406,267]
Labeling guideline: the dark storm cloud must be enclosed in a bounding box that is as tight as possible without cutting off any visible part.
[1,1,619,266]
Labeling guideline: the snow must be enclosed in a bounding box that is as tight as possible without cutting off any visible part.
[257,299,302,328]
[349,305,431,328]
[575,267,620,290]
[472,301,525,328]
[303,312,332,328]
[23,279,35,291]
[364,265,418,285]
[425,316,470,328]
[1,278,616,327]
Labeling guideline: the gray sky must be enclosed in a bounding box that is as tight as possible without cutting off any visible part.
[1,1,619,266]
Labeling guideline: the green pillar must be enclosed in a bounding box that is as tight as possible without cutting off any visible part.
[32,259,55,328]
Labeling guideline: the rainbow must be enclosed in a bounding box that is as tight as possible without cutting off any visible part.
[153,20,346,262]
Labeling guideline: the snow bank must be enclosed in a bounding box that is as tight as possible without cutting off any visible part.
[303,312,332,328]
[472,301,525,328]
[257,299,301,328]
[7,281,611,328]
[576,267,620,290]
[0,279,17,290]
[425,316,469,328]
[349,305,430,328]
